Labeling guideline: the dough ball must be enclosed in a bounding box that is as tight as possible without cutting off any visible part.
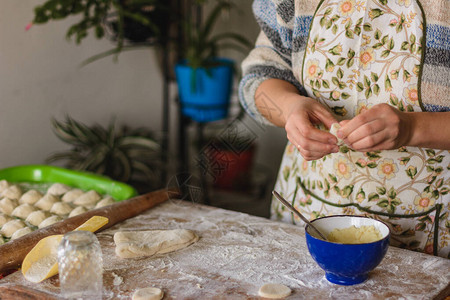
[73,190,101,207]
[19,190,43,205]
[47,183,71,196]
[95,196,115,209]
[50,202,73,216]
[258,283,291,299]
[68,206,87,218]
[61,188,84,203]
[1,185,23,200]
[10,226,33,240]
[0,180,11,194]
[329,123,344,146]
[0,213,12,226]
[0,198,18,215]
[132,287,164,300]
[114,229,199,259]
[34,194,59,211]
[11,204,38,219]
[38,215,62,229]
[26,210,51,227]
[1,219,26,238]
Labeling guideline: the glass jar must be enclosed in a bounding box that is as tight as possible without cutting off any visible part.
[57,231,103,299]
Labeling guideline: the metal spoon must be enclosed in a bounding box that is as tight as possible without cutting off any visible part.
[272,191,328,240]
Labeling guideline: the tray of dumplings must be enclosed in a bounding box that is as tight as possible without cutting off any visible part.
[0,165,137,244]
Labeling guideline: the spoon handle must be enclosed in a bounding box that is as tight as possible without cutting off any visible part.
[272,191,327,240]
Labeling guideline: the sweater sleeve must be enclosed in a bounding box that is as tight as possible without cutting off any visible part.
[239,0,306,125]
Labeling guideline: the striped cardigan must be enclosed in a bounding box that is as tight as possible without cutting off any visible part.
[239,0,450,120]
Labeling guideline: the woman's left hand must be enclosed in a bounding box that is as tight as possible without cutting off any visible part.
[337,103,412,152]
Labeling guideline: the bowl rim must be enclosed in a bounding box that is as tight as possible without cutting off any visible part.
[306,215,391,245]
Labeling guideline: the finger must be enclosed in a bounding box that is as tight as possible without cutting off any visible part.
[349,129,390,151]
[311,105,339,130]
[297,122,338,145]
[344,119,384,145]
[338,113,376,140]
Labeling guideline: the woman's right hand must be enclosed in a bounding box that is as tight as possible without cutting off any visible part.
[284,95,339,161]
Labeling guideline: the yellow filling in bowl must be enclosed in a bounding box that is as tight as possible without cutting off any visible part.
[327,225,383,244]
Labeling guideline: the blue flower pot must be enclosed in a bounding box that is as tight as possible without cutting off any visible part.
[175,58,234,123]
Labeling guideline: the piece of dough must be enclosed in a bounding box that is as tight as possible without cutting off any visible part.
[329,123,344,146]
[73,190,101,207]
[95,196,115,208]
[50,202,73,216]
[11,226,33,240]
[132,287,164,300]
[258,283,291,299]
[61,188,84,203]
[114,229,199,259]
[26,210,51,227]
[11,204,38,219]
[68,206,87,218]
[47,183,71,196]
[1,219,26,238]
[0,180,11,194]
[0,213,12,226]
[0,198,18,215]
[19,190,43,205]
[38,215,62,229]
[1,185,22,200]
[34,194,59,211]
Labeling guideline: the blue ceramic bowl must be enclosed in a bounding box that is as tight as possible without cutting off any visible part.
[305,215,390,285]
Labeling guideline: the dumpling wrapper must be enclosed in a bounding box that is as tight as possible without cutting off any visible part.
[114,229,199,259]
[329,123,345,146]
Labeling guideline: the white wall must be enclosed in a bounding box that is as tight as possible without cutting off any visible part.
[0,1,287,185]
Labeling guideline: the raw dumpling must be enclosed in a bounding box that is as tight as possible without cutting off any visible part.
[1,185,23,200]
[11,204,38,219]
[50,202,73,216]
[114,229,199,259]
[132,287,164,300]
[1,219,26,238]
[19,190,43,205]
[0,180,10,194]
[0,213,12,226]
[62,189,84,203]
[11,227,33,240]
[73,190,101,207]
[47,183,71,196]
[68,206,87,218]
[26,210,51,227]
[0,198,18,215]
[34,194,59,211]
[95,196,115,209]
[38,215,62,229]
[329,123,345,146]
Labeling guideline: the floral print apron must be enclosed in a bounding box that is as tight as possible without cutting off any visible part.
[272,0,449,257]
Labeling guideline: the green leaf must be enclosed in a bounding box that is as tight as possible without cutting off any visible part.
[345,30,354,39]
[373,84,380,95]
[337,68,344,79]
[377,199,389,208]
[376,186,387,195]
[401,41,409,50]
[381,50,391,58]
[322,80,330,89]
[332,24,338,34]
[368,192,380,202]
[346,58,354,68]
[372,43,383,49]
[356,82,364,92]
[367,162,377,168]
[341,92,350,99]
[337,57,346,65]
[410,34,416,44]
[363,23,373,32]
[374,29,382,40]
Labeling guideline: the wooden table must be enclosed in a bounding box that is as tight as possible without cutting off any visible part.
[0,200,449,299]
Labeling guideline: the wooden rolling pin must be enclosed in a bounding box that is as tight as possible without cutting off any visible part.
[0,188,179,273]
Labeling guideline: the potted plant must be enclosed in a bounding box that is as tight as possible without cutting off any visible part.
[46,116,163,193]
[30,0,172,64]
[175,1,252,123]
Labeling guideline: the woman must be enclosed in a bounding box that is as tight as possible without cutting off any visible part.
[239,0,449,258]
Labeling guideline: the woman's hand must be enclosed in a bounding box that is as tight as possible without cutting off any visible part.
[284,95,339,160]
[337,103,412,152]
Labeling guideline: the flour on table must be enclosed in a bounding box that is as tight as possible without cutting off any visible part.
[132,287,164,300]
[114,229,199,259]
[258,283,291,299]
